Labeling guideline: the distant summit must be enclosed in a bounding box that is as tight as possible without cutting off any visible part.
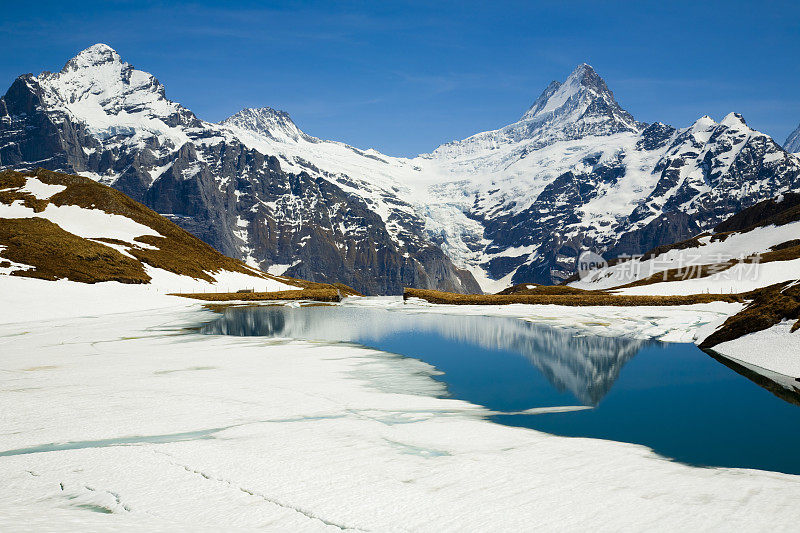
[222,107,310,143]
[785,122,800,154]
[429,63,640,160]
[520,63,637,135]
[60,43,121,71]
[2,46,799,290]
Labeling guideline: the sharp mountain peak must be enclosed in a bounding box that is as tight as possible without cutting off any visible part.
[519,62,636,133]
[785,122,800,154]
[61,43,124,72]
[222,107,308,142]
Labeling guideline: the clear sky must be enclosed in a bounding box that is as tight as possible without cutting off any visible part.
[2,0,799,156]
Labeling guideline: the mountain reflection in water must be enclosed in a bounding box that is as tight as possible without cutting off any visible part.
[200,305,648,406]
[200,304,800,474]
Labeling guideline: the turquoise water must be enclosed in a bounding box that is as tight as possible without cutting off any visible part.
[201,305,800,474]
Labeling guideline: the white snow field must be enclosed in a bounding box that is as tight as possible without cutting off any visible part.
[2,279,799,531]
[569,220,800,295]
[712,320,800,377]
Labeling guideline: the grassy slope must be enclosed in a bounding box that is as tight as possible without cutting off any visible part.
[404,287,744,306]
[699,282,800,348]
[0,217,150,283]
[0,168,352,293]
[0,168,265,283]
[174,288,348,303]
[608,193,800,290]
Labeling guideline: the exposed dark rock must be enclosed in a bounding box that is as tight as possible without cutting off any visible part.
[0,46,479,295]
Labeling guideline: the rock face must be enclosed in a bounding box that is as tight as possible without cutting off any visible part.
[0,168,302,289]
[0,44,480,295]
[416,69,800,286]
[785,122,800,154]
[2,44,799,291]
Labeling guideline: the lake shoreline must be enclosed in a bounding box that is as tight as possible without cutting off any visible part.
[2,293,800,529]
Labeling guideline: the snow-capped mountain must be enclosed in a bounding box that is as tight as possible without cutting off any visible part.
[2,44,799,292]
[0,44,479,295]
[785,122,800,154]
[412,66,800,286]
[431,62,640,162]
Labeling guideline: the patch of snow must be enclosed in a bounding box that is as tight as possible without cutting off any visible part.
[267,263,298,276]
[0,200,160,243]
[17,178,66,200]
[572,221,800,293]
[611,258,800,296]
[0,287,794,531]
[712,320,800,377]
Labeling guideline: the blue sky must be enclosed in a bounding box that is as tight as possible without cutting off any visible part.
[2,0,799,156]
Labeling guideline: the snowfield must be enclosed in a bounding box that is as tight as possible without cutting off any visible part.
[712,320,800,377]
[570,220,800,294]
[1,278,799,531]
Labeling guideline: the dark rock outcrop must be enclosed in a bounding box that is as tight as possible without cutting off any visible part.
[0,44,479,295]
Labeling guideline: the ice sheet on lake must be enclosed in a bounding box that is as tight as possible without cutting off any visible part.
[1,286,799,530]
[201,305,648,405]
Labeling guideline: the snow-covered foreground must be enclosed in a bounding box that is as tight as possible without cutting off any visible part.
[2,281,800,531]
[712,320,800,377]
[0,274,296,324]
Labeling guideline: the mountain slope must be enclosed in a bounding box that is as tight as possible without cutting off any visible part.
[567,191,800,378]
[2,44,798,292]
[222,63,800,289]
[414,73,800,286]
[569,191,800,353]
[0,45,479,295]
[785,122,800,154]
[0,168,300,290]
[569,191,800,296]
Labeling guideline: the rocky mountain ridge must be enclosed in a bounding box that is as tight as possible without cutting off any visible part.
[2,44,799,291]
[785,122,800,154]
[0,44,479,295]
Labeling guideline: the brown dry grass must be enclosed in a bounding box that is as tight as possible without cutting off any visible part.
[700,282,800,348]
[404,287,744,306]
[759,243,800,263]
[0,168,365,292]
[173,288,344,303]
[0,218,150,283]
[496,284,588,296]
